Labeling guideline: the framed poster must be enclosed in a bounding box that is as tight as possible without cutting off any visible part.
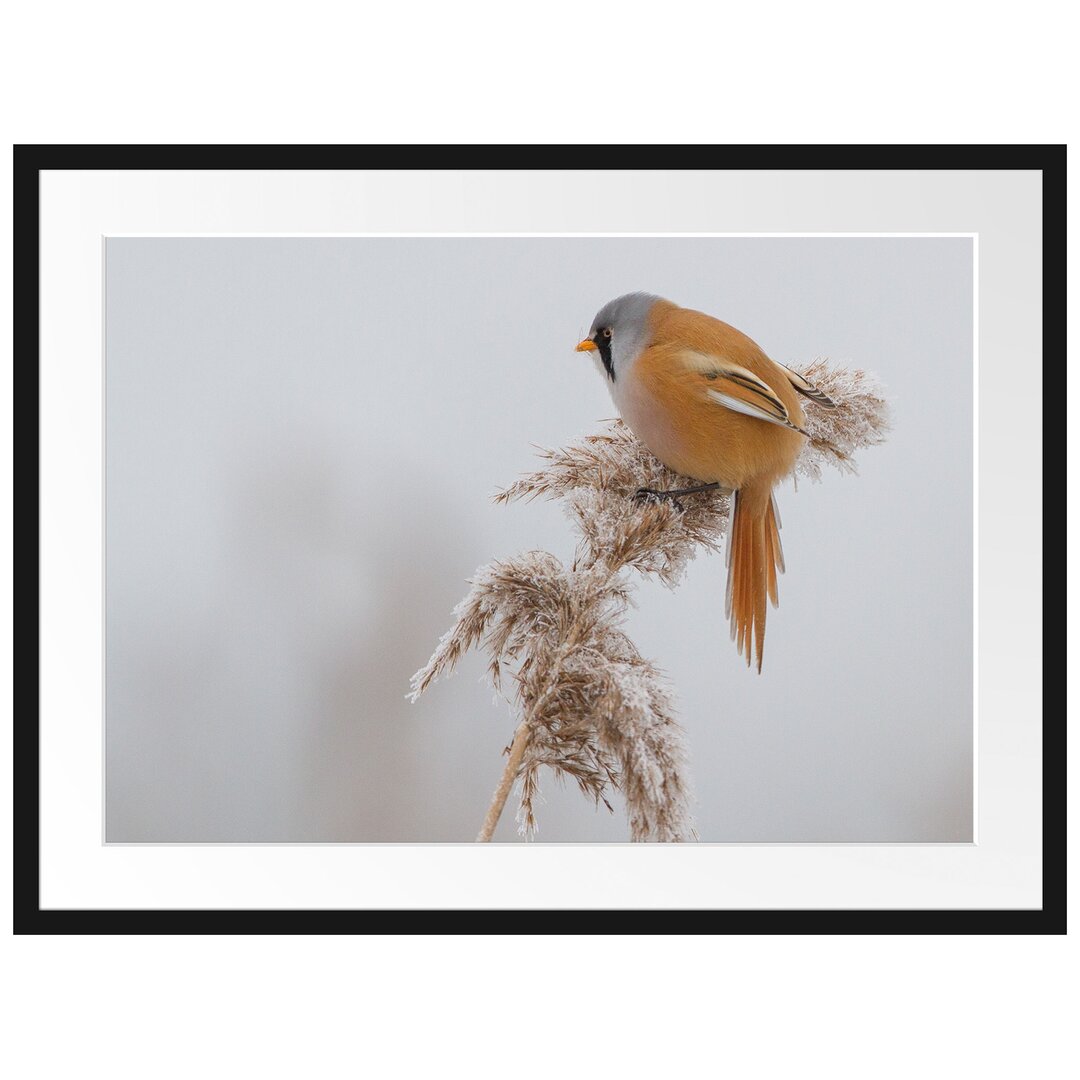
[15,145,1062,931]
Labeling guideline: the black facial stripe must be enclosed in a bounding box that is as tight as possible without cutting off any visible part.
[596,333,615,381]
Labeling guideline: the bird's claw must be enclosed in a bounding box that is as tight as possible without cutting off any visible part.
[634,488,685,513]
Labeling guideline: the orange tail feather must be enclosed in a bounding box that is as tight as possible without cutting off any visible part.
[725,484,785,672]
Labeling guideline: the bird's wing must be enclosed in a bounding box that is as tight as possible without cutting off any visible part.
[780,363,837,407]
[678,351,808,436]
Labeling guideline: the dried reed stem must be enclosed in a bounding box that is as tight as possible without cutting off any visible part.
[477,724,531,842]
[410,359,890,841]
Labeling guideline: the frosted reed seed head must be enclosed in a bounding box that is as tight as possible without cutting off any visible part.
[794,360,891,482]
[497,423,731,587]
[407,545,697,841]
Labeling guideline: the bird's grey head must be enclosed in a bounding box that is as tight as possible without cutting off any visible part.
[576,292,662,382]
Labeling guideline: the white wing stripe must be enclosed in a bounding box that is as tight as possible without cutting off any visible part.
[706,389,796,431]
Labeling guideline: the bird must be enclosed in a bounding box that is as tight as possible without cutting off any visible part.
[575,292,835,672]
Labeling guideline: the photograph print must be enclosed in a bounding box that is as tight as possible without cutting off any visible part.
[104,234,973,844]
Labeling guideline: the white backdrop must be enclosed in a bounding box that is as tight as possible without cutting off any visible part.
[105,235,973,842]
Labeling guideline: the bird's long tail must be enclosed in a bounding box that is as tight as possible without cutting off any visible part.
[725,482,785,672]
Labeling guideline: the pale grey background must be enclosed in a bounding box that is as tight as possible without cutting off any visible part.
[105,236,973,842]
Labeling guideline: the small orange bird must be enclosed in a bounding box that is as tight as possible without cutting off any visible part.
[576,292,835,672]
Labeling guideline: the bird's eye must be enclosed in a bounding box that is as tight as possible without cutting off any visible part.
[602,327,613,339]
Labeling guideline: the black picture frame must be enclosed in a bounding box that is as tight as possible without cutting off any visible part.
[14,144,1064,934]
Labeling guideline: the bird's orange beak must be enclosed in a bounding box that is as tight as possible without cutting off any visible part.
[575,338,597,353]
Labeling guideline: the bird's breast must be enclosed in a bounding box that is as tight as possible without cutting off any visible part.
[612,367,717,482]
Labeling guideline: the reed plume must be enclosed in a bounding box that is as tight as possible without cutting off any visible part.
[409,359,889,841]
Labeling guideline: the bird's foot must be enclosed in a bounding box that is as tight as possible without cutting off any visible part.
[634,487,685,513]
[633,481,721,512]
